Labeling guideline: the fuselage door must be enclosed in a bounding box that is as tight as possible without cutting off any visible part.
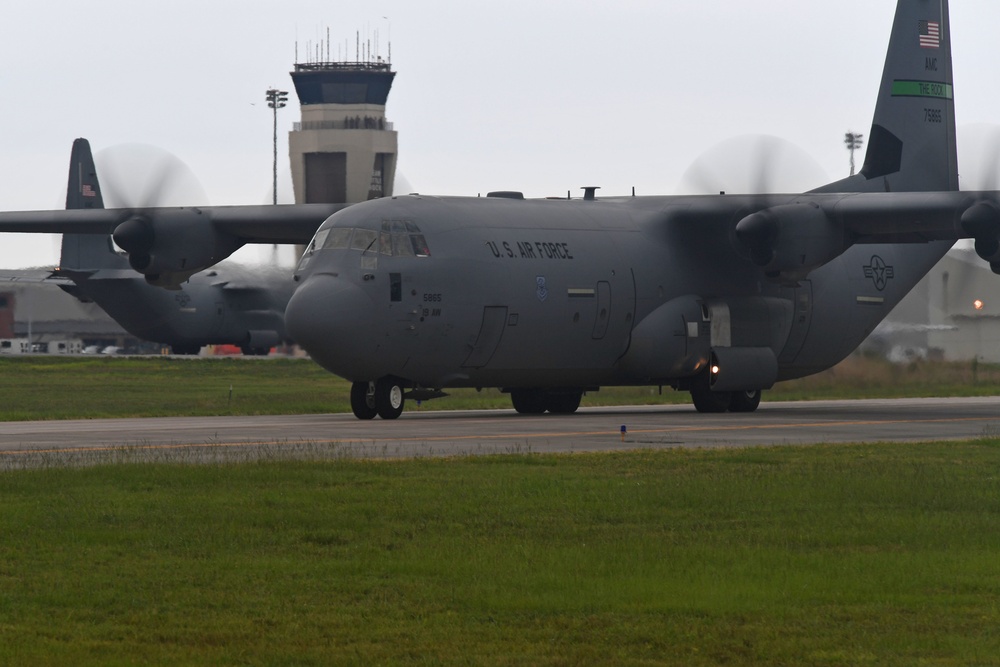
[592,281,611,339]
[463,306,508,368]
[778,281,813,364]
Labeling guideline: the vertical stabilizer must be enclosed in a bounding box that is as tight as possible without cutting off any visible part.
[65,138,105,209]
[816,0,956,193]
[60,138,129,271]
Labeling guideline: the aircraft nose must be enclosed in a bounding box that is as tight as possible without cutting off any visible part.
[285,274,375,378]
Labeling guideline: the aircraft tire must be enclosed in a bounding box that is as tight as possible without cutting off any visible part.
[690,370,732,413]
[546,390,583,414]
[350,381,378,420]
[374,377,405,420]
[511,389,546,414]
[729,389,762,413]
[172,344,201,355]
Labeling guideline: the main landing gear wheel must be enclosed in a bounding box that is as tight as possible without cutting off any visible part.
[374,377,405,420]
[511,389,547,414]
[350,381,377,420]
[730,389,762,413]
[547,390,583,414]
[689,370,733,413]
[510,389,583,415]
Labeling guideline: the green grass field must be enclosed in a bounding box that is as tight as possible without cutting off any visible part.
[1,353,999,421]
[2,355,999,664]
[2,443,999,665]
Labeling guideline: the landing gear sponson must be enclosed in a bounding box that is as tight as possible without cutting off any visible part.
[687,366,762,413]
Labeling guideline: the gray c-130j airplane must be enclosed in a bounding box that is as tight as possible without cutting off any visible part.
[0,0,994,419]
[53,139,340,354]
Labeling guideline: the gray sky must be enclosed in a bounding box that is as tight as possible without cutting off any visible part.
[2,0,999,268]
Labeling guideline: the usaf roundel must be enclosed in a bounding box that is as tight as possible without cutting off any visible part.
[863,255,895,291]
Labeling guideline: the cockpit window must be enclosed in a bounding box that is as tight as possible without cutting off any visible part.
[392,233,415,257]
[298,222,430,271]
[350,229,378,252]
[378,219,432,257]
[305,229,330,255]
[411,234,431,257]
[297,228,329,269]
[322,227,353,250]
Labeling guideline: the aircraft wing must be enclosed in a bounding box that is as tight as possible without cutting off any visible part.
[2,188,993,289]
[0,269,71,285]
[669,189,993,280]
[206,204,350,243]
[830,191,970,243]
[0,203,346,244]
[0,202,348,287]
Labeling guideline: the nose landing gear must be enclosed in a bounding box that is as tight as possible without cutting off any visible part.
[350,378,406,420]
[350,381,378,420]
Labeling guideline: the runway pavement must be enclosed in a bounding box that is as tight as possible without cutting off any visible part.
[2,396,999,467]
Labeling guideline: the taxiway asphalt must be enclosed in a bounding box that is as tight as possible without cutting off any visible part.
[2,396,998,466]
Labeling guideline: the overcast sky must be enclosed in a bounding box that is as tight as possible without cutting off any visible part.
[2,0,1000,268]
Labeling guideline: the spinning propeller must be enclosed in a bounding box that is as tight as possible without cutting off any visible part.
[957,124,1000,272]
[676,134,828,196]
[94,144,209,275]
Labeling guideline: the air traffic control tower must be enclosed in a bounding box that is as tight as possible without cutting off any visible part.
[288,57,397,204]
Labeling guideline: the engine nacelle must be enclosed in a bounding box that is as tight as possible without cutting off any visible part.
[961,200,1000,269]
[113,209,244,288]
[735,203,848,279]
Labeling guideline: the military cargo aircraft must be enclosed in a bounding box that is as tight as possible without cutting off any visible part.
[51,139,323,354]
[0,0,993,419]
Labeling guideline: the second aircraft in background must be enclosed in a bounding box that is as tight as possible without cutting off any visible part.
[47,139,337,354]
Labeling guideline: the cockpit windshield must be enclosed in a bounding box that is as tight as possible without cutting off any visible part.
[296,219,432,270]
[377,220,431,257]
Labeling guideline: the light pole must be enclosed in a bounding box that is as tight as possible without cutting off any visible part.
[844,131,864,176]
[265,88,288,205]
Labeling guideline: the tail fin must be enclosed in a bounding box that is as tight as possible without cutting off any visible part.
[65,138,105,209]
[60,138,129,271]
[815,0,957,193]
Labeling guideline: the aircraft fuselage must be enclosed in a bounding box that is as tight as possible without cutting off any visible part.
[66,265,295,354]
[285,194,951,393]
